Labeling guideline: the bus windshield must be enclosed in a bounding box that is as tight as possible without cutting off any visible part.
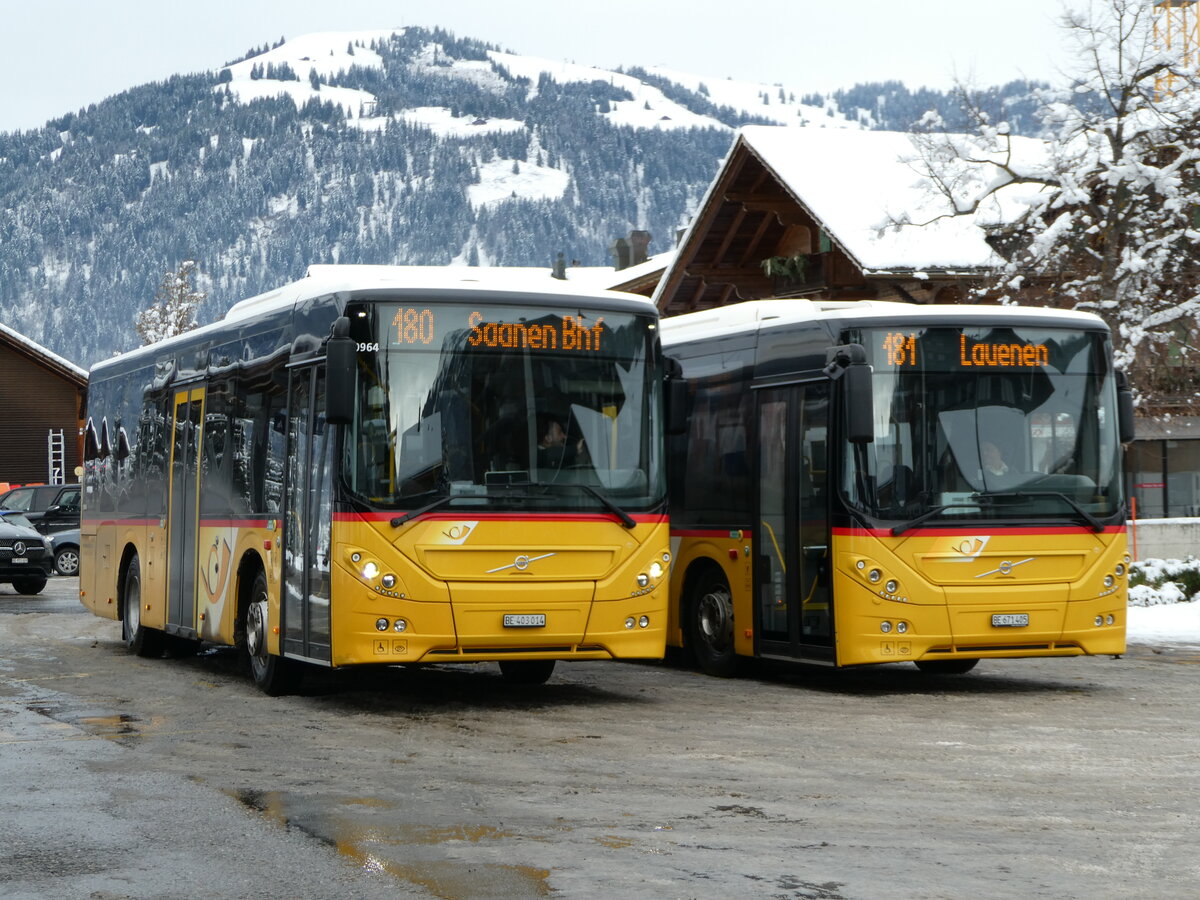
[842,325,1124,528]
[343,300,664,514]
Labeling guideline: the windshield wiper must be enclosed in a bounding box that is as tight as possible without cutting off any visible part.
[390,494,454,528]
[890,502,984,536]
[979,491,1105,533]
[539,482,636,529]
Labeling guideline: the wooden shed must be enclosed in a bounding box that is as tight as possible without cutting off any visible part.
[0,322,87,487]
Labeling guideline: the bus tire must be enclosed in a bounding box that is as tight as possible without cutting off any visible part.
[122,556,164,658]
[687,566,738,677]
[243,570,301,696]
[499,660,556,684]
[915,659,979,675]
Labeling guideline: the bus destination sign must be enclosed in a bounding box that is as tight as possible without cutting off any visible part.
[388,307,606,353]
[881,331,1049,370]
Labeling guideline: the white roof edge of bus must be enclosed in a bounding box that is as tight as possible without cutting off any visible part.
[659,299,1108,344]
[92,265,656,373]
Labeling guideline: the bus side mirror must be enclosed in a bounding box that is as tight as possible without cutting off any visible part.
[1117,370,1135,444]
[824,344,873,445]
[326,316,356,426]
[844,363,874,445]
[665,357,688,435]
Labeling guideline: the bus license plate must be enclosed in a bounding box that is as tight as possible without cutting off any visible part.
[992,614,1029,627]
[503,614,546,628]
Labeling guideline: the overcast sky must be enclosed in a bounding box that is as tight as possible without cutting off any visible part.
[0,0,1071,134]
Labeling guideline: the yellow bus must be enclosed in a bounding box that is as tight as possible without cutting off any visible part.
[81,266,670,693]
[662,300,1133,676]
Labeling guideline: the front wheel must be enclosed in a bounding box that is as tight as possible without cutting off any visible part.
[12,575,47,595]
[122,556,164,657]
[915,659,979,675]
[499,660,556,685]
[687,567,738,677]
[242,571,301,695]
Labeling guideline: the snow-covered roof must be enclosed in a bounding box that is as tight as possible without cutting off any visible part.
[738,125,1050,272]
[660,297,1107,345]
[0,320,87,382]
[93,265,657,374]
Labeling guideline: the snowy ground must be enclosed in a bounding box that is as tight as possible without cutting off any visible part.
[1128,599,1200,645]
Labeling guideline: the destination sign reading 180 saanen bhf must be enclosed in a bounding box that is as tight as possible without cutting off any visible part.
[388,307,607,353]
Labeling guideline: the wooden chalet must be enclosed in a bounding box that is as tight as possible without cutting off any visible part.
[0,323,87,488]
[653,126,1035,315]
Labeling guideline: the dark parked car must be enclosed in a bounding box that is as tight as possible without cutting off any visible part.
[0,510,54,595]
[48,528,80,576]
[0,483,81,534]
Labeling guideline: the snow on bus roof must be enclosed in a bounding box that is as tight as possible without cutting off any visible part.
[660,299,1107,345]
[93,265,655,373]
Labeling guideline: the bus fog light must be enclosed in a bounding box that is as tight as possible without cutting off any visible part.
[885,579,898,594]
[375,618,390,631]
[382,574,396,589]
[1106,615,1115,625]
[362,562,379,580]
[636,573,650,587]
[393,619,407,633]
[896,621,908,634]
[649,561,664,579]
[880,621,892,633]
[639,615,649,628]
[1095,616,1104,627]
[868,569,882,584]
[625,617,636,629]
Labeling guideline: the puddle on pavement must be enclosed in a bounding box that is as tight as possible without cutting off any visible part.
[26,704,162,741]
[230,788,552,899]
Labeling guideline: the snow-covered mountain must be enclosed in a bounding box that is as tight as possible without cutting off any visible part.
[0,26,1038,366]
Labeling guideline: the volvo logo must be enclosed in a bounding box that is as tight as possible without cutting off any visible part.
[13,541,26,556]
[487,552,556,574]
[974,557,1035,578]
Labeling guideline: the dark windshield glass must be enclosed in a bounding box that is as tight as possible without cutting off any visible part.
[842,325,1124,525]
[342,300,664,513]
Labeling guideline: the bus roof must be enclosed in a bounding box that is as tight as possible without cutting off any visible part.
[94,265,657,374]
[660,299,1110,346]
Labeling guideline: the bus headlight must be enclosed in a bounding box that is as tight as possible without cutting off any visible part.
[649,561,664,579]
[636,573,650,588]
[868,569,883,584]
[382,574,397,589]
[1103,574,1114,588]
[362,562,380,580]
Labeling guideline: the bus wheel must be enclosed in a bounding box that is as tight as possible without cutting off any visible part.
[243,571,301,696]
[122,556,164,658]
[688,568,738,677]
[915,659,979,675]
[499,660,556,685]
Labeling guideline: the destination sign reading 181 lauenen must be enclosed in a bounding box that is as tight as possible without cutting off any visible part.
[390,307,606,352]
[881,332,1050,369]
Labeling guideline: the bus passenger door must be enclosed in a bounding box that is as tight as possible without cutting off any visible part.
[281,366,334,664]
[755,382,833,661]
[167,388,204,634]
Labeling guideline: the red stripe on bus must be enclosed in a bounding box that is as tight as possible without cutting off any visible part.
[336,511,666,524]
[82,518,270,528]
[832,525,1126,538]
